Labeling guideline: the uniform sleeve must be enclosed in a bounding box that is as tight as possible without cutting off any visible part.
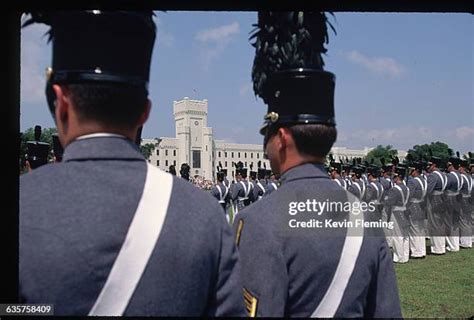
[426,173,438,194]
[364,185,375,202]
[231,183,240,201]
[365,237,402,317]
[207,218,246,317]
[383,188,398,207]
[347,184,358,198]
[253,183,259,200]
[407,180,419,199]
[210,186,219,200]
[249,183,256,202]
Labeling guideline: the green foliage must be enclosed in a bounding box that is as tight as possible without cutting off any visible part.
[139,143,156,160]
[407,141,452,164]
[250,11,336,98]
[365,145,398,166]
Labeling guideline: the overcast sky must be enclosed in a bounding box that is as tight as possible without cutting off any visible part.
[20,12,473,154]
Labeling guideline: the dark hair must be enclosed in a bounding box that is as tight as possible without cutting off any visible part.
[68,83,148,129]
[287,124,337,158]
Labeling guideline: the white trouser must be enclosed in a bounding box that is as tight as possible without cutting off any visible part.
[445,209,460,252]
[392,211,410,263]
[427,205,446,255]
[409,219,426,257]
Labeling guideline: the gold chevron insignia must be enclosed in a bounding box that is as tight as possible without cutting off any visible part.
[235,218,244,247]
[243,287,258,317]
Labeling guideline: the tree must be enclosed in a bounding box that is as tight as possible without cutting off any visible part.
[407,141,452,164]
[365,145,398,167]
[139,143,156,161]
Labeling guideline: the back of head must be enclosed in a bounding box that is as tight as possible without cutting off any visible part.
[169,165,176,176]
[217,171,225,182]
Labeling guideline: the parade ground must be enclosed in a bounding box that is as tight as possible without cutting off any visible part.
[395,242,473,318]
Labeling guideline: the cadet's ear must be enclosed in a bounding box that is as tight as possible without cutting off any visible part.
[53,84,73,139]
[137,99,152,127]
[277,127,294,150]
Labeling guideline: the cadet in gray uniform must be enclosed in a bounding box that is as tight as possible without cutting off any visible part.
[231,168,255,214]
[426,156,448,255]
[365,166,384,222]
[211,171,231,212]
[265,172,279,195]
[383,167,411,263]
[330,162,347,190]
[234,11,401,317]
[254,167,267,200]
[445,157,463,252]
[20,11,244,317]
[458,159,472,248]
[406,162,428,258]
[347,166,366,201]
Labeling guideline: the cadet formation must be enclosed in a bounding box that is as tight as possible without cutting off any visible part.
[19,10,471,318]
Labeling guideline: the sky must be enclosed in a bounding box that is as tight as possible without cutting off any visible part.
[20,12,473,154]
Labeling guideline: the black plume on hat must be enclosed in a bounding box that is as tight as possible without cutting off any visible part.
[251,12,337,134]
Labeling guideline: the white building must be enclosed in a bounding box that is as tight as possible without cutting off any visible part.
[143,98,406,181]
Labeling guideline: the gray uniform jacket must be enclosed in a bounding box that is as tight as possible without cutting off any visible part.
[445,171,462,211]
[407,177,427,221]
[265,180,279,195]
[333,176,347,190]
[234,163,401,317]
[364,180,384,221]
[383,183,410,228]
[253,179,267,200]
[210,181,231,207]
[231,180,255,202]
[347,180,366,200]
[20,136,245,316]
[426,169,447,212]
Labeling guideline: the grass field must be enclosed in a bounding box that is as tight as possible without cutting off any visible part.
[394,243,474,318]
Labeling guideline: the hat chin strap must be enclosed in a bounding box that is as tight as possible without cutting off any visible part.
[260,114,336,135]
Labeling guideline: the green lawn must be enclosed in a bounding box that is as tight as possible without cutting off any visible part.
[394,243,474,318]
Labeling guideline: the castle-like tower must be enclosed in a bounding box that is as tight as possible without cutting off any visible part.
[173,98,213,179]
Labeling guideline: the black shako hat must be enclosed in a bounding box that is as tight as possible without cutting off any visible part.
[27,141,50,169]
[329,161,342,174]
[394,166,407,179]
[428,156,442,167]
[367,166,380,178]
[250,171,257,180]
[259,68,336,134]
[22,11,156,114]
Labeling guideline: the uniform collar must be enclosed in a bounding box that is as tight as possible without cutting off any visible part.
[63,134,144,162]
[280,162,329,184]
